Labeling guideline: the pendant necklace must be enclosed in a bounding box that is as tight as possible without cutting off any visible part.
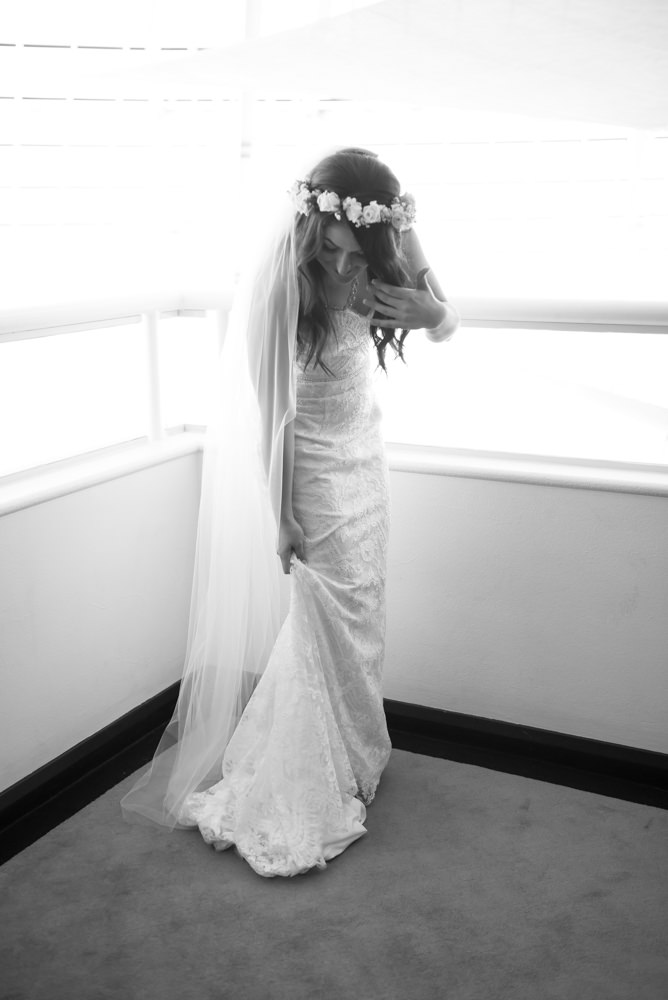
[327,275,359,311]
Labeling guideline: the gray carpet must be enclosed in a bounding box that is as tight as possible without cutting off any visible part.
[1,749,667,1000]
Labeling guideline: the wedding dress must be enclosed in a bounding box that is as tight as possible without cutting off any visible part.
[181,305,392,877]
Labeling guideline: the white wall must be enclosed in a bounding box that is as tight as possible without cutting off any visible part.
[385,471,668,754]
[0,455,201,792]
[2,453,667,795]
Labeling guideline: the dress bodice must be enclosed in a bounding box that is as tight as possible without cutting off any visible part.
[296,309,372,383]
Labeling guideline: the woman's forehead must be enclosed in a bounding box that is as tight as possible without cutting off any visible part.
[323,219,363,253]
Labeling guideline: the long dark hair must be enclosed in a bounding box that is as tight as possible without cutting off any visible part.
[294,148,411,372]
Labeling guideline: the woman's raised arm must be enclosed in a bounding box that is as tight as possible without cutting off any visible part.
[402,228,460,342]
[362,228,460,342]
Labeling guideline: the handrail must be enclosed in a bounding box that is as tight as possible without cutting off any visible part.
[0,294,666,342]
[0,291,236,343]
[2,434,667,518]
[455,297,668,334]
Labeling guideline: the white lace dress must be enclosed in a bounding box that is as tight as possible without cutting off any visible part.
[182,307,392,877]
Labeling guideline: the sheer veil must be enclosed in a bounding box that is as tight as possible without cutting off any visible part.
[121,211,300,829]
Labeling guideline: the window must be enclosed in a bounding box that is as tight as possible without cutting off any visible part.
[0,323,147,476]
[375,325,668,465]
[2,7,666,479]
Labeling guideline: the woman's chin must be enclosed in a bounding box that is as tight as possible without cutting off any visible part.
[331,271,358,285]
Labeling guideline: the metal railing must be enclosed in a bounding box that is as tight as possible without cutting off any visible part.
[0,292,233,448]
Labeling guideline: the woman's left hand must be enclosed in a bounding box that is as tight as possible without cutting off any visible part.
[363,267,447,330]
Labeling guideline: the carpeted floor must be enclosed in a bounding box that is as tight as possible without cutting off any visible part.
[1,748,667,1000]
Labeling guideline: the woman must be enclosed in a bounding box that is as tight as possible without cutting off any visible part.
[122,148,459,877]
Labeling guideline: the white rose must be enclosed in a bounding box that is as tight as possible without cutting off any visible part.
[343,197,363,224]
[295,189,312,215]
[391,200,414,231]
[317,190,341,214]
[393,195,416,229]
[362,200,382,225]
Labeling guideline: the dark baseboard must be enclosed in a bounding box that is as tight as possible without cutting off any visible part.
[384,700,668,810]
[0,683,180,865]
[1,687,666,865]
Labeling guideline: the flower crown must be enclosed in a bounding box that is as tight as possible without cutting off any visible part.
[289,180,416,232]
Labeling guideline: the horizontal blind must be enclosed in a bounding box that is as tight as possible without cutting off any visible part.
[1,35,244,308]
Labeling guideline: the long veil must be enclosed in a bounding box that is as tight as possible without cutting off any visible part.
[121,215,300,829]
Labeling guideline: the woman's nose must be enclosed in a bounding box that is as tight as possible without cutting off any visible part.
[336,251,351,275]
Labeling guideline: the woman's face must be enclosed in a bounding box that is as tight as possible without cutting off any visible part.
[315,220,366,286]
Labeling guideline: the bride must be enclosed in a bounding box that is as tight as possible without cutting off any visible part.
[121,147,459,877]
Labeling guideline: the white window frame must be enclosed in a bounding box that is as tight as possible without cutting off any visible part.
[1,294,667,519]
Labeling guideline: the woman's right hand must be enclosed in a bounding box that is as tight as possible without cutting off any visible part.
[278,516,306,575]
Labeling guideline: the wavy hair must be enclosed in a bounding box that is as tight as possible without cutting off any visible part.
[294,148,412,372]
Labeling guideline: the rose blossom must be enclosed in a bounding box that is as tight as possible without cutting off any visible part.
[343,197,363,224]
[293,185,312,215]
[362,201,382,225]
[317,190,341,214]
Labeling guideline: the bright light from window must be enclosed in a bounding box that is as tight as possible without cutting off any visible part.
[1,10,666,476]
[0,325,148,477]
[158,315,220,429]
[375,327,668,464]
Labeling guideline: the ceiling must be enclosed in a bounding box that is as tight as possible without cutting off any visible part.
[2,0,667,128]
[128,0,668,128]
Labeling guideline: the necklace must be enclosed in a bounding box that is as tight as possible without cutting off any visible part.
[327,275,359,312]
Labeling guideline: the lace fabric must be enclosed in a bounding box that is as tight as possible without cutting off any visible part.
[120,195,393,874]
[181,309,392,876]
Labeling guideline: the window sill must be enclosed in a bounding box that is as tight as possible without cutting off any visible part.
[0,431,205,518]
[387,442,668,498]
[2,433,667,518]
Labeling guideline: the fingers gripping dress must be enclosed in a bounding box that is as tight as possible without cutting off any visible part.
[183,307,392,877]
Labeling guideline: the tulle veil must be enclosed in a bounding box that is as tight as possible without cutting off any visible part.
[121,204,300,829]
